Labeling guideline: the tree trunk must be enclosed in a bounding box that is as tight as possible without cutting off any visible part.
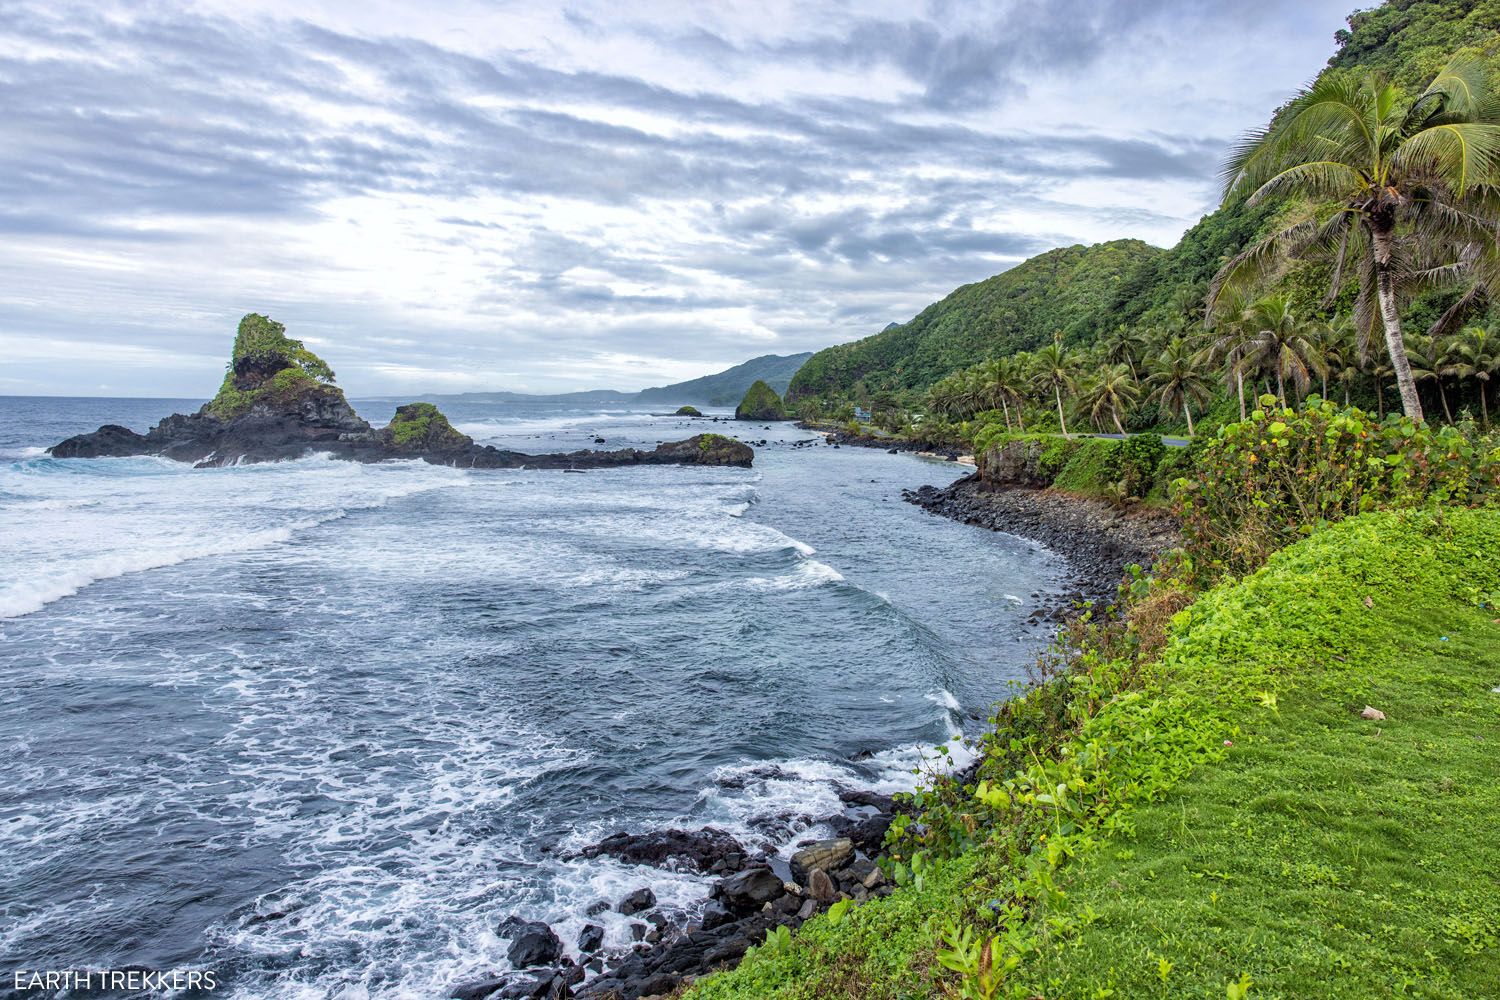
[1054,385,1069,437]
[1375,381,1385,418]
[1371,225,1424,420]
[1236,370,1246,420]
[1321,372,1328,399]
[1000,396,1012,433]
[1276,366,1286,406]
[1481,384,1489,427]
[1183,400,1195,436]
[1113,410,1126,435]
[1436,380,1453,422]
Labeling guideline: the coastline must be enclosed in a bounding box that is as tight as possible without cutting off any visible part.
[904,472,1179,616]
[477,458,1180,1000]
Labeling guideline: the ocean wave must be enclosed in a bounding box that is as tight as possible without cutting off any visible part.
[740,558,843,592]
[0,514,344,619]
[0,458,471,619]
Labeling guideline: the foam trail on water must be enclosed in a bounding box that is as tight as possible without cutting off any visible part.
[0,515,337,619]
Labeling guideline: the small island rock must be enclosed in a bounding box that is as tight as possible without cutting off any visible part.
[734,380,789,421]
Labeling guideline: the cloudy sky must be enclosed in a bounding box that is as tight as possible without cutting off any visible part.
[2,0,1356,398]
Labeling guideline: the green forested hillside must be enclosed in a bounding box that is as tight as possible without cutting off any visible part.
[787,241,1159,401]
[790,0,1500,418]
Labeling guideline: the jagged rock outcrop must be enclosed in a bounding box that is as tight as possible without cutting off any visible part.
[47,314,755,471]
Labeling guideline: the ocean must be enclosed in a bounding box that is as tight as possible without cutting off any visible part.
[0,395,1066,998]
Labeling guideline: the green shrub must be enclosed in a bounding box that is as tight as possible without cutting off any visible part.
[1052,438,1115,494]
[1173,396,1500,578]
[1036,436,1077,480]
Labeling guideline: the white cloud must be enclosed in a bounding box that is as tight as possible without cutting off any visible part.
[0,0,1356,396]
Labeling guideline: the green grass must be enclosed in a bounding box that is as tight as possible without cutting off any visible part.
[687,510,1500,999]
[1017,523,1500,998]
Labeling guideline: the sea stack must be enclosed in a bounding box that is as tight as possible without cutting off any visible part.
[734,380,789,421]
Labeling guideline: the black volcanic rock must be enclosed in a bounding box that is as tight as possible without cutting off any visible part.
[46,314,755,471]
[579,827,749,874]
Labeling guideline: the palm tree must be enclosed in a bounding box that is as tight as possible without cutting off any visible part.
[1206,287,1256,419]
[1306,319,1352,400]
[1367,353,1395,418]
[1101,325,1146,379]
[1079,365,1140,434]
[1147,338,1215,435]
[1167,284,1208,329]
[1245,293,1325,405]
[978,356,1029,432]
[926,375,962,422]
[1213,59,1500,421]
[1032,338,1077,437]
[1407,334,1457,421]
[1452,326,1498,425]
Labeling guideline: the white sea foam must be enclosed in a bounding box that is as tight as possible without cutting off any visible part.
[740,558,844,592]
[926,689,967,738]
[0,516,338,619]
[0,454,469,619]
[694,737,972,861]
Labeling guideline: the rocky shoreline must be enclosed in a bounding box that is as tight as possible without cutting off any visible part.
[904,473,1179,616]
[794,421,964,460]
[449,789,902,1000]
[48,315,754,472]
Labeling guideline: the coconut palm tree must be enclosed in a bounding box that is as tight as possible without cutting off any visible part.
[1407,333,1458,421]
[1212,59,1500,421]
[1452,326,1498,425]
[1367,353,1395,418]
[925,375,962,422]
[1079,365,1140,434]
[1101,325,1147,379]
[1244,293,1326,405]
[1146,338,1216,436]
[979,356,1029,432]
[1206,287,1257,419]
[1032,338,1077,437]
[1306,318,1352,400]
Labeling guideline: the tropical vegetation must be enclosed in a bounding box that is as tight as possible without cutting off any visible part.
[788,2,1500,446]
[207,313,342,420]
[735,379,790,421]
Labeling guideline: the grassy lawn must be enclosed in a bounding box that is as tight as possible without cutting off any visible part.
[1018,555,1500,998]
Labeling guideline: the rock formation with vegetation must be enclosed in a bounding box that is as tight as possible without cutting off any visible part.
[675,405,703,417]
[734,380,789,421]
[49,315,754,470]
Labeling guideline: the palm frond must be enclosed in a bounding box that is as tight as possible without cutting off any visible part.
[1395,122,1500,192]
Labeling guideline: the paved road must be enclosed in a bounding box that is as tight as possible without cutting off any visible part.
[1088,432,1190,448]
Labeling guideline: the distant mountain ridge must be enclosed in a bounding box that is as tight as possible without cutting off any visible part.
[634,352,813,406]
[386,352,813,408]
